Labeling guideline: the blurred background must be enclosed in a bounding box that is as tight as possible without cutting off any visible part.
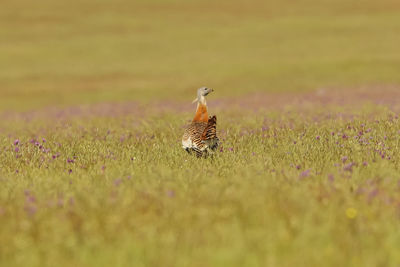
[1,0,399,111]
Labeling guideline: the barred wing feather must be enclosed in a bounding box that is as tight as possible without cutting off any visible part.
[201,115,219,152]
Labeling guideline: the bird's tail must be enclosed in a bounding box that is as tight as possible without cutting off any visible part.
[202,115,219,150]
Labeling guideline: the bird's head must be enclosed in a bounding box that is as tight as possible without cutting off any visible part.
[193,87,214,104]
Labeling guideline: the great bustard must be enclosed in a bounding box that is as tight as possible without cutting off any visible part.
[182,87,219,157]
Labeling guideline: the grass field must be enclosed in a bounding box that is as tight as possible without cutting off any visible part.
[1,0,400,266]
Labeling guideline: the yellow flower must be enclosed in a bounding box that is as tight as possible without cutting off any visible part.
[346,208,358,219]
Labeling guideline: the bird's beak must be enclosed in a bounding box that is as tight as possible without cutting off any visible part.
[204,88,213,96]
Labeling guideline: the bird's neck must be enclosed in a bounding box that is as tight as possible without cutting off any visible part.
[193,98,208,122]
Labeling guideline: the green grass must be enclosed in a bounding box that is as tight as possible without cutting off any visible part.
[1,0,400,110]
[2,0,400,266]
[2,102,400,266]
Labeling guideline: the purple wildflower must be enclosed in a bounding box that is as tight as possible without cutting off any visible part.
[368,189,379,202]
[67,158,75,163]
[299,169,310,179]
[114,178,122,187]
[26,195,36,203]
[57,197,64,208]
[316,136,320,140]
[14,147,19,153]
[343,162,355,172]
[167,190,175,198]
[341,156,348,163]
[356,186,365,195]
[42,138,46,143]
[69,197,75,206]
[24,205,37,216]
[14,139,19,145]
[68,169,72,174]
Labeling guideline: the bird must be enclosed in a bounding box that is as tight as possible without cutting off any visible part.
[182,87,219,157]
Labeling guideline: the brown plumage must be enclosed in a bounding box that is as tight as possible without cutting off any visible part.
[202,115,219,150]
[182,87,219,157]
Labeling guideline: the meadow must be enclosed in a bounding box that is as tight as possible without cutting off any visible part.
[1,0,400,266]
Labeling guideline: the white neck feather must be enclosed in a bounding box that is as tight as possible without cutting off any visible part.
[198,95,206,105]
